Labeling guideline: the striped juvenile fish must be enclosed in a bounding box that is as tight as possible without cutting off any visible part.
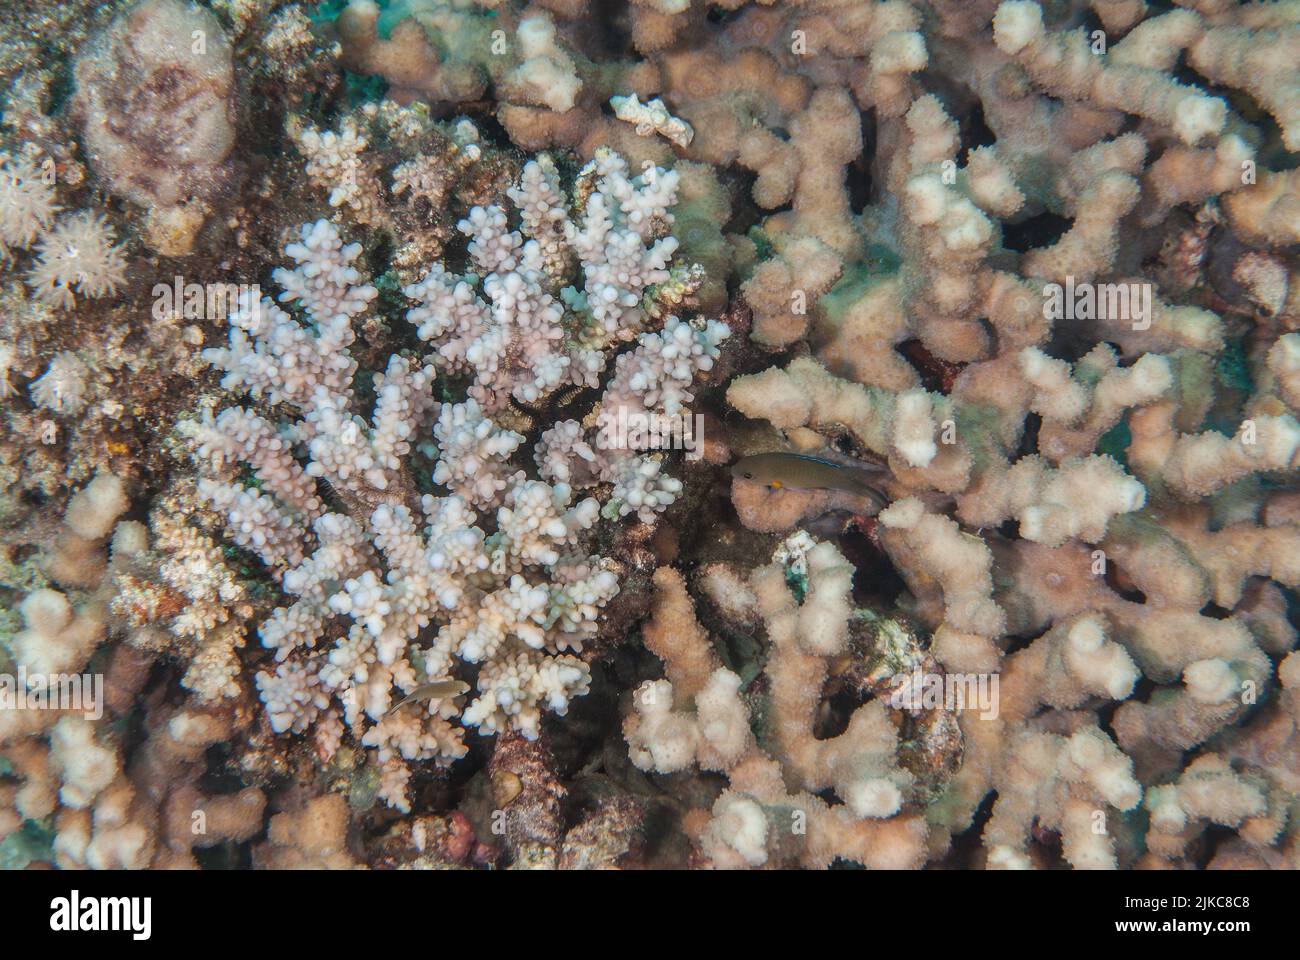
[731,452,889,510]
[386,679,471,716]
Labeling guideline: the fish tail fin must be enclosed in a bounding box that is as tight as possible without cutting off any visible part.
[844,469,889,512]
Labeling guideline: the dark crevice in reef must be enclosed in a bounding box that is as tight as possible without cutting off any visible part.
[1130,675,1159,706]
[1075,9,1106,38]
[1002,209,1071,253]
[1016,412,1041,459]
[19,486,48,507]
[957,97,996,155]
[1105,561,1147,605]
[1000,628,1038,657]
[719,168,761,227]
[44,54,78,119]
[705,5,745,26]
[814,687,858,740]
[590,0,639,55]
[1198,824,1244,867]
[898,338,964,394]
[842,520,908,609]
[848,108,877,214]
[943,791,997,867]
[1199,601,1232,620]
[466,110,517,152]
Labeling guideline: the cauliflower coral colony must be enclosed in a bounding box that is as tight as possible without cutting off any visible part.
[0,0,1297,873]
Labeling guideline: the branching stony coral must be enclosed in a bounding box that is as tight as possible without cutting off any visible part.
[182,218,607,809]
[289,104,509,279]
[626,541,930,868]
[697,0,1300,872]
[404,148,692,410]
[181,142,725,809]
[106,480,255,704]
[405,148,729,524]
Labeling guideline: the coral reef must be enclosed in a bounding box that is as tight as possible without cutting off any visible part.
[0,0,1297,874]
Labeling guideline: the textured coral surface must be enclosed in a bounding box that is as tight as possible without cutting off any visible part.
[0,0,1298,873]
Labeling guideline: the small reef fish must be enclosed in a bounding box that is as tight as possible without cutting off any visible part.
[730,452,890,510]
[387,679,471,715]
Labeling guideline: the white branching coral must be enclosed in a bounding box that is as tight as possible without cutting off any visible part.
[404,148,691,411]
[610,93,695,148]
[111,499,254,703]
[294,119,375,217]
[187,215,637,811]
[274,217,379,329]
[431,399,525,509]
[182,138,730,808]
[402,150,728,524]
[602,315,730,420]
[25,211,127,308]
[598,455,683,526]
[584,313,729,523]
